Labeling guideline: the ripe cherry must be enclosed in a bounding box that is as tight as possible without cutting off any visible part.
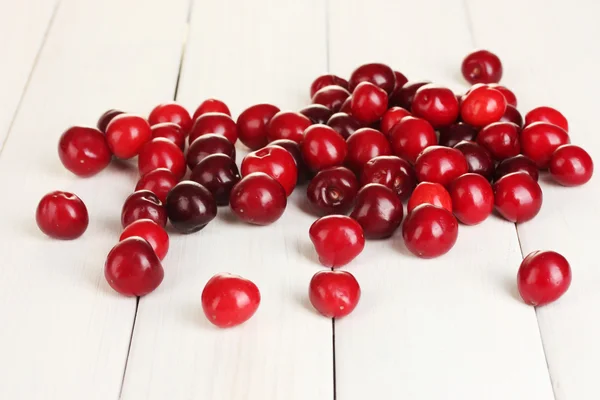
[138,138,186,180]
[327,112,362,139]
[521,122,570,168]
[402,204,458,258]
[453,141,495,181]
[350,82,388,124]
[461,50,503,84]
[525,106,568,132]
[151,122,185,150]
[389,81,430,110]
[310,74,349,98]
[135,168,178,203]
[97,109,124,133]
[241,145,298,196]
[495,155,539,182]
[350,184,403,239]
[309,270,361,318]
[500,104,524,127]
[361,155,416,200]
[549,145,594,186]
[393,71,408,90]
[229,172,287,225]
[449,173,494,225]
[493,172,543,223]
[119,218,169,261]
[106,114,152,159]
[36,191,88,240]
[269,139,311,184]
[267,111,312,144]
[58,126,112,177]
[148,102,192,134]
[517,250,572,306]
[408,182,452,213]
[186,134,236,170]
[411,84,459,128]
[189,112,238,144]
[236,103,280,150]
[193,99,231,119]
[380,107,411,136]
[460,86,506,127]
[121,190,167,228]
[201,273,260,328]
[488,84,517,107]
[299,104,333,124]
[389,116,437,164]
[346,128,392,173]
[312,85,351,112]
[414,146,468,187]
[349,62,395,94]
[439,123,478,147]
[309,215,365,268]
[476,122,521,160]
[339,96,352,114]
[166,181,217,233]
[301,125,347,172]
[307,166,359,215]
[190,154,241,205]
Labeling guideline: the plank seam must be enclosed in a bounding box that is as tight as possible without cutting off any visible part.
[118,298,140,400]
[461,0,476,47]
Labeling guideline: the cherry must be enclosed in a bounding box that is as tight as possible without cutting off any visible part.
[461,50,503,84]
[97,109,124,133]
[414,146,468,187]
[493,172,543,223]
[138,138,186,180]
[349,62,395,94]
[411,84,459,128]
[135,168,178,203]
[236,103,280,150]
[488,84,517,107]
[36,191,88,240]
[476,122,521,160]
[266,111,311,144]
[269,139,311,184]
[380,107,411,136]
[241,145,297,196]
[166,181,217,233]
[454,140,495,181]
[439,123,478,147]
[500,104,524,127]
[495,155,539,182]
[339,96,352,114]
[201,273,260,328]
[151,122,185,150]
[521,122,570,168]
[350,82,388,124]
[389,81,430,110]
[460,86,506,127]
[407,182,452,213]
[301,125,347,172]
[361,155,416,200]
[58,126,112,177]
[402,204,458,258]
[525,106,568,132]
[449,173,494,225]
[309,270,361,318]
[299,104,333,124]
[307,166,359,215]
[549,145,594,186]
[310,74,349,98]
[119,218,169,261]
[121,190,167,228]
[517,250,572,306]
[345,128,392,173]
[186,134,236,170]
[350,184,403,239]
[148,102,192,134]
[327,112,362,139]
[389,116,437,164]
[229,172,287,225]
[189,112,238,144]
[312,85,351,112]
[190,154,241,205]
[104,237,164,297]
[393,71,408,90]
[309,215,365,268]
[193,98,231,120]
[105,114,152,159]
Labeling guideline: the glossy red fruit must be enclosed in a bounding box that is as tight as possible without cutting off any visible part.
[449,173,494,225]
[521,122,570,168]
[476,122,521,160]
[106,114,152,159]
[380,107,411,136]
[350,82,388,124]
[517,250,572,306]
[36,191,88,240]
[500,104,524,127]
[312,85,351,112]
[402,204,458,258]
[266,111,311,144]
[350,184,403,239]
[307,166,359,215]
[193,99,231,120]
[269,139,311,184]
[230,172,287,225]
[525,106,568,132]
[309,215,365,268]
[488,84,517,107]
[345,128,392,173]
[393,71,408,90]
[349,62,395,94]
[493,172,543,222]
[549,145,594,186]
[407,182,452,213]
[58,126,112,177]
[301,125,347,172]
[439,123,478,147]
[189,112,238,144]
[190,154,241,205]
[361,155,416,200]
[310,74,349,98]
[135,168,178,203]
[309,270,361,318]
[236,103,280,150]
[121,190,167,228]
[299,104,333,125]
[414,146,468,187]
[105,237,164,296]
[148,102,192,134]
[241,145,298,196]
[97,109,124,133]
[327,112,362,139]
[138,138,186,180]
[460,86,506,127]
[411,84,459,128]
[166,181,217,233]
[389,81,430,110]
[461,50,503,84]
[201,273,261,328]
[495,155,539,182]
[186,134,236,169]
[389,116,437,164]
[151,122,185,150]
[454,140,495,181]
[119,218,169,260]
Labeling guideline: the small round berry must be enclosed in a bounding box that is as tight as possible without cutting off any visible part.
[517,250,572,306]
[411,84,459,128]
[229,172,287,225]
[350,82,388,124]
[202,273,261,328]
[151,122,185,150]
[237,103,280,150]
[36,191,88,240]
[525,106,568,132]
[389,80,430,109]
[106,114,152,159]
[350,184,404,239]
[310,74,349,98]
[488,84,517,107]
[461,50,503,84]
[121,190,167,228]
[190,154,241,205]
[135,168,178,203]
[241,145,298,196]
[520,122,570,168]
[119,218,169,261]
[408,182,452,213]
[186,134,236,170]
[189,112,238,144]
[309,270,361,318]
[549,145,594,186]
[327,112,362,139]
[312,85,351,112]
[361,155,416,200]
[392,71,408,90]
[97,109,124,133]
[389,116,437,164]
[380,107,411,136]
[299,104,333,124]
[476,122,521,161]
[301,125,347,172]
[138,138,186,180]
[449,173,494,225]
[453,141,495,181]
[493,172,543,223]
[402,204,458,258]
[148,102,192,134]
[349,62,395,94]
[267,111,312,144]
[269,139,311,184]
[414,146,468,187]
[166,181,217,234]
[495,155,539,182]
[58,126,112,177]
[193,99,231,119]
[309,215,365,268]
[500,104,524,127]
[346,128,392,173]
[307,166,359,215]
[460,86,506,127]
[439,123,478,148]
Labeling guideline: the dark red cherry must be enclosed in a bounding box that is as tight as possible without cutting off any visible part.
[269,139,311,184]
[229,172,287,225]
[549,145,594,186]
[327,112,362,140]
[236,103,280,150]
[36,191,88,240]
[148,102,192,134]
[349,62,396,94]
[97,109,124,133]
[460,86,506,127]
[525,106,568,132]
[488,84,517,107]
[402,204,458,258]
[346,128,392,173]
[495,155,539,182]
[360,155,416,200]
[350,184,403,239]
[339,96,353,114]
[453,140,495,181]
[414,146,468,187]
[310,74,349,98]
[138,138,186,180]
[380,107,411,136]
[438,123,478,147]
[351,82,388,124]
[518,251,572,306]
[493,172,543,223]
[307,166,359,215]
[499,104,523,127]
[312,86,351,112]
[461,50,503,84]
[267,111,311,144]
[389,116,437,164]
[166,181,217,233]
[476,122,521,161]
[186,134,236,170]
[301,125,347,172]
[411,84,459,128]
[299,104,334,124]
[393,71,408,90]
[151,122,185,150]
[449,173,494,225]
[193,99,231,119]
[135,168,178,203]
[190,154,241,205]
[58,126,112,177]
[521,122,570,168]
[388,81,430,109]
[121,190,167,228]
[189,112,238,144]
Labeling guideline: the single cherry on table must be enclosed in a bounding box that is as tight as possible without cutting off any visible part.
[345,128,392,173]
[408,182,452,213]
[166,181,217,234]
[350,183,404,239]
[454,140,495,181]
[193,98,231,120]
[309,270,361,318]
[36,191,89,240]
[202,273,261,328]
[237,103,280,150]
[402,204,459,259]
[138,138,187,180]
[119,218,170,261]
[449,173,494,225]
[241,145,298,196]
[309,215,365,268]
[105,114,152,159]
[493,172,543,223]
[189,112,238,144]
[517,250,572,306]
[461,50,503,84]
[121,190,167,228]
[229,172,287,225]
[267,111,312,144]
[307,166,359,215]
[190,154,241,205]
[414,146,468,187]
[186,134,236,170]
[360,155,416,201]
[148,102,192,134]
[301,124,348,172]
[389,116,437,164]
[58,126,112,177]
[151,122,186,150]
[135,168,178,203]
[549,144,594,186]
[411,84,459,128]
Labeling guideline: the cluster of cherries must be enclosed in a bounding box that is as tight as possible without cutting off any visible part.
[35,50,588,327]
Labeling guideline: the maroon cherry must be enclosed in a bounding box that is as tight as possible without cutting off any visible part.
[439,123,478,147]
[393,71,408,90]
[351,82,388,124]
[500,104,524,127]
[411,84,459,128]
[190,154,241,205]
[148,102,192,134]
[135,168,178,203]
[312,85,351,112]
[36,191,88,240]
[58,126,112,177]
[389,116,437,164]
[186,134,236,170]
[525,106,568,132]
[339,96,352,114]
[350,184,404,239]
[193,99,231,119]
[495,155,539,182]
[230,172,287,225]
[106,114,152,159]
[189,112,238,144]
[521,122,570,168]
[301,125,347,172]
[138,138,187,180]
[241,145,298,196]
[307,166,359,215]
[402,204,458,258]
[121,190,167,228]
[327,112,362,139]
[389,81,430,109]
[461,50,503,84]
[476,122,521,161]
[488,84,517,107]
[449,173,494,225]
[346,128,392,173]
[549,145,594,186]
[97,109,124,133]
[236,103,280,150]
[380,107,411,136]
[414,146,468,187]
[269,139,311,184]
[453,140,495,181]
[310,74,349,98]
[151,122,185,150]
[166,181,217,233]
[349,62,396,94]
[361,155,416,200]
[460,86,506,127]
[267,111,312,144]
[299,104,333,124]
[493,172,543,223]
[309,215,365,268]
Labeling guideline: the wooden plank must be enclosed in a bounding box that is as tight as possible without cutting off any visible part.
[467,1,600,398]
[329,1,555,399]
[0,0,189,399]
[120,1,333,399]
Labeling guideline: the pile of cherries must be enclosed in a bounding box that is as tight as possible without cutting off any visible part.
[36,50,588,327]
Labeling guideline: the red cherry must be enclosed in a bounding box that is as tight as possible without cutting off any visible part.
[549,145,594,186]
[119,219,169,261]
[299,104,333,124]
[121,190,167,228]
[106,114,152,159]
[500,104,524,127]
[186,134,236,170]
[148,102,192,134]
[495,155,539,182]
[312,85,351,112]
[36,191,88,240]
[193,98,231,119]
[201,273,260,328]
[517,250,572,306]
[460,86,506,127]
[350,82,388,124]
[449,173,494,225]
[58,126,111,177]
[349,62,395,94]
[525,106,568,132]
[411,84,459,128]
[135,168,178,203]
[361,155,416,200]
[414,146,468,187]
[241,145,297,196]
[309,270,361,318]
[310,74,349,98]
[476,122,521,160]
[493,172,543,223]
[454,140,495,181]
[389,116,437,164]
[521,122,570,168]
[307,166,359,215]
[266,111,311,144]
[309,215,365,268]
[389,81,430,110]
[393,71,408,90]
[461,50,503,84]
[345,128,392,173]
[439,123,478,147]
[488,84,517,107]
[165,181,217,233]
[327,112,362,139]
[97,109,124,133]
[380,107,411,136]
[301,125,347,172]
[236,103,280,150]
[230,172,287,225]
[269,139,311,184]
[339,96,353,114]
[407,182,452,213]
[402,204,458,258]
[104,237,164,296]
[190,154,241,205]
[350,184,403,239]
[189,112,238,144]
[151,122,185,150]
[138,138,186,180]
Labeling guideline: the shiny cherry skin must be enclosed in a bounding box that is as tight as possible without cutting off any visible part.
[309,270,361,318]
[393,71,408,90]
[97,109,124,133]
[380,107,411,136]
[135,168,178,203]
[307,166,359,215]
[310,74,349,98]
[148,102,192,134]
[104,237,164,297]
[190,154,241,205]
[521,122,570,168]
[495,155,539,182]
[299,104,333,124]
[189,112,238,144]
[269,139,311,184]
[186,134,236,169]
[193,98,231,120]
[236,103,280,150]
[350,82,388,124]
[339,96,352,114]
[402,204,458,258]
[360,155,416,200]
[166,181,217,233]
[448,173,494,225]
[312,85,351,112]
[36,191,88,240]
[345,128,392,173]
[549,145,594,186]
[461,50,503,84]
[488,84,517,107]
[389,81,430,109]
[389,116,437,164]
[460,86,506,127]
[201,273,261,328]
[121,190,167,228]
[454,140,495,181]
[350,184,403,239]
[517,250,572,306]
[151,122,185,150]
[105,114,152,159]
[327,112,362,139]
[138,138,186,180]
[414,146,468,187]
[411,84,459,128]
[525,106,568,132]
[119,218,169,261]
[58,126,112,177]
[241,145,298,196]
[476,122,521,161]
[349,62,395,94]
[493,172,543,223]
[500,104,524,127]
[301,125,347,172]
[309,215,365,268]
[439,123,478,147]
[229,172,287,225]
[267,111,311,144]
[407,182,452,213]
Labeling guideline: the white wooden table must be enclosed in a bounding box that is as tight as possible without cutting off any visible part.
[0,0,598,399]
